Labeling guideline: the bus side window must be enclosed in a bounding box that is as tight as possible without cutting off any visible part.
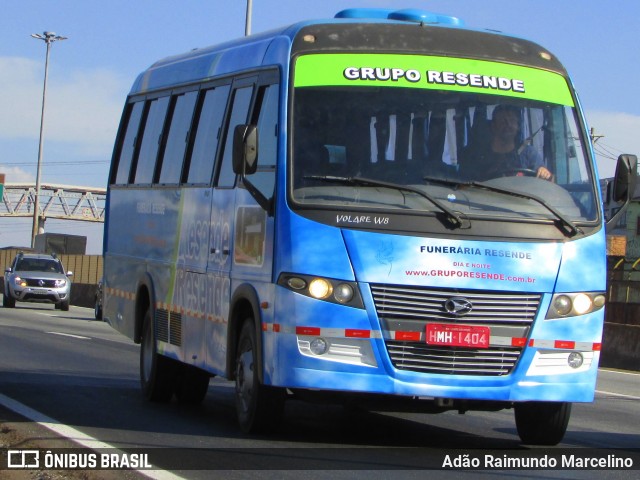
[217,86,254,188]
[158,91,198,184]
[187,85,231,185]
[250,84,278,199]
[113,101,144,185]
[134,96,170,184]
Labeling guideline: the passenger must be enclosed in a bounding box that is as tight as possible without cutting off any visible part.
[461,105,553,181]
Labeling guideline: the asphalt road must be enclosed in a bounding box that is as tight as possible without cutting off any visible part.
[0,302,638,479]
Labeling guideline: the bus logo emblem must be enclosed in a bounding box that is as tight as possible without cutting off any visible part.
[444,297,473,316]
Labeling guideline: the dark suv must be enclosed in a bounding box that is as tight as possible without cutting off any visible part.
[3,252,73,311]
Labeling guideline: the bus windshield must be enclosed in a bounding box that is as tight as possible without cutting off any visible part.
[291,83,597,226]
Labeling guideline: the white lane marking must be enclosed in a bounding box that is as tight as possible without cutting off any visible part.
[595,390,640,401]
[0,393,185,480]
[600,369,640,377]
[46,331,91,340]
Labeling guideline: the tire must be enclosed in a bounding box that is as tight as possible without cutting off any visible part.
[235,319,285,433]
[94,299,102,320]
[175,364,210,405]
[3,292,15,308]
[140,307,176,402]
[60,300,70,312]
[515,401,571,445]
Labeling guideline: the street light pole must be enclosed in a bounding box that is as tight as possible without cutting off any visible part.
[30,31,67,249]
[245,0,253,36]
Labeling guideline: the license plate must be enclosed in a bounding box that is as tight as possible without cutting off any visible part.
[426,323,490,349]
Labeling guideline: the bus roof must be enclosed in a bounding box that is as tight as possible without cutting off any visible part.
[129,8,566,96]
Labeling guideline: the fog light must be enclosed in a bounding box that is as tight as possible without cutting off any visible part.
[568,351,584,369]
[310,338,328,355]
[553,295,572,316]
[309,278,332,299]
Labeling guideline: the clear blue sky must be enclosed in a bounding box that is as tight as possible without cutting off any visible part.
[1,0,639,253]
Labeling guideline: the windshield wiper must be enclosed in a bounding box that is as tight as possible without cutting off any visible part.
[305,175,468,229]
[423,176,582,237]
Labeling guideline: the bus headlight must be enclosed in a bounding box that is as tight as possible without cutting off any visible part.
[546,292,606,319]
[334,283,354,304]
[552,295,572,316]
[572,293,592,315]
[278,273,364,309]
[309,278,332,299]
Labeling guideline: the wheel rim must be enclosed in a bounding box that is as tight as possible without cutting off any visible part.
[236,349,254,414]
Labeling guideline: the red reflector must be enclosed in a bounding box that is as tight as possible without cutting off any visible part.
[555,340,575,349]
[511,337,527,347]
[262,323,268,331]
[345,329,370,338]
[593,343,602,351]
[296,326,321,336]
[273,323,281,333]
[395,331,421,341]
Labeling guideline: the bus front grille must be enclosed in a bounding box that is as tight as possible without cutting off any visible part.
[370,284,541,376]
[385,341,521,375]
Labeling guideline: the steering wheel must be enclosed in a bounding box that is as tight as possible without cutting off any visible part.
[502,168,538,177]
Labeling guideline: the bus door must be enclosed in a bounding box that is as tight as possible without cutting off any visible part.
[206,79,256,372]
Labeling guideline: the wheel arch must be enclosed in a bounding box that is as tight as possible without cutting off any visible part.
[227,283,263,382]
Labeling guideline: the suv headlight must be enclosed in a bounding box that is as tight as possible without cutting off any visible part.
[54,279,67,288]
[13,276,27,287]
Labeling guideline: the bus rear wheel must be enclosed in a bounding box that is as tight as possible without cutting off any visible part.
[514,401,571,445]
[140,307,176,402]
[235,319,285,433]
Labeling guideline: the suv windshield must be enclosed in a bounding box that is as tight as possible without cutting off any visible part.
[16,258,64,274]
[290,57,598,229]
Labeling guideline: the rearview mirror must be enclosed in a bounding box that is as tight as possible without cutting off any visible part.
[606,154,638,232]
[612,154,637,203]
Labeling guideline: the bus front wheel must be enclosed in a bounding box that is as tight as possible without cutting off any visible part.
[140,307,176,402]
[235,319,285,433]
[514,401,571,445]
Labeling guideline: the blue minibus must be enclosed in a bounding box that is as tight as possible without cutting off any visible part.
[103,8,637,444]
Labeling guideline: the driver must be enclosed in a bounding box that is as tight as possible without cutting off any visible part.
[463,105,553,181]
